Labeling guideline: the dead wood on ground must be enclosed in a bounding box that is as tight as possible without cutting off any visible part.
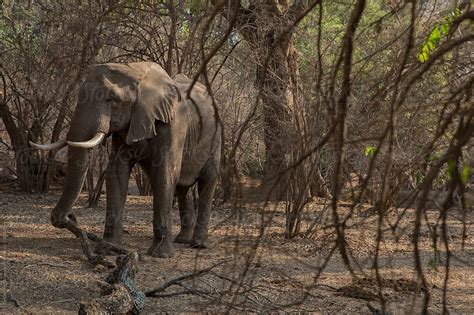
[79,252,144,314]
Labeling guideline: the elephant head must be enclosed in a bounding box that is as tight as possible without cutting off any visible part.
[30,62,180,228]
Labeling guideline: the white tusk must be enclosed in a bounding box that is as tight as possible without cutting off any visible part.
[67,132,105,148]
[29,139,67,151]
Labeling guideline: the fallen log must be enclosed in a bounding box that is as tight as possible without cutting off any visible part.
[79,252,145,314]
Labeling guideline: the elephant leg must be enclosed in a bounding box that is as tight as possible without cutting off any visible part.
[174,185,196,244]
[147,163,178,258]
[102,143,133,246]
[191,162,219,249]
[146,127,183,258]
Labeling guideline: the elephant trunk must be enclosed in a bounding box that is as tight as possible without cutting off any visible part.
[50,146,90,228]
[50,110,111,228]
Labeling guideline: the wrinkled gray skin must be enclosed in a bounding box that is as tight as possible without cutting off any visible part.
[51,62,221,258]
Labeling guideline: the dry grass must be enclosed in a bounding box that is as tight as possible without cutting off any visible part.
[1,192,473,313]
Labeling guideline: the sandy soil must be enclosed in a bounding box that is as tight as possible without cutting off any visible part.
[1,191,473,314]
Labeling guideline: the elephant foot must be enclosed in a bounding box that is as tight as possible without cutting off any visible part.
[174,230,194,244]
[190,235,208,249]
[147,238,175,258]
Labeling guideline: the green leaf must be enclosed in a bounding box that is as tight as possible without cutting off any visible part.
[417,43,432,62]
[441,23,450,35]
[460,165,471,186]
[429,154,438,161]
[415,170,423,187]
[428,258,438,272]
[416,6,461,62]
[364,146,378,158]
[453,8,461,17]
[428,27,441,45]
[447,159,456,179]
[418,50,429,62]
[427,40,435,50]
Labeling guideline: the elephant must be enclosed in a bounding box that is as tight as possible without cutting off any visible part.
[30,62,221,258]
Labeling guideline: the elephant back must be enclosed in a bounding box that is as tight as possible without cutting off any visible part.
[172,74,212,110]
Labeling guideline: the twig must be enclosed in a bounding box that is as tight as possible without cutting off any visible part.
[23,262,71,269]
[148,283,210,299]
[145,259,233,297]
[367,303,383,315]
[63,215,128,268]
[5,291,20,307]
[36,299,75,306]
[0,137,11,150]
[78,227,115,268]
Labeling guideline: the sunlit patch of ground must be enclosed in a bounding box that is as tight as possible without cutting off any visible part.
[1,192,473,313]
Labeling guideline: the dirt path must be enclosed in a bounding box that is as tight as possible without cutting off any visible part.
[1,193,473,313]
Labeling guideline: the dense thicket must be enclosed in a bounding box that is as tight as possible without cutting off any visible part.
[1,1,472,312]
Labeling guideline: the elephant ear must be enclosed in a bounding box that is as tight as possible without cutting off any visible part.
[126,64,181,145]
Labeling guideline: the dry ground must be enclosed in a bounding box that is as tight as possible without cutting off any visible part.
[1,190,473,314]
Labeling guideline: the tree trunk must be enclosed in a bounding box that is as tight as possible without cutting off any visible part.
[14,149,32,192]
[256,33,297,199]
[0,94,33,192]
[1,92,62,192]
[211,0,317,200]
[88,169,107,208]
[133,165,152,196]
[221,155,236,202]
